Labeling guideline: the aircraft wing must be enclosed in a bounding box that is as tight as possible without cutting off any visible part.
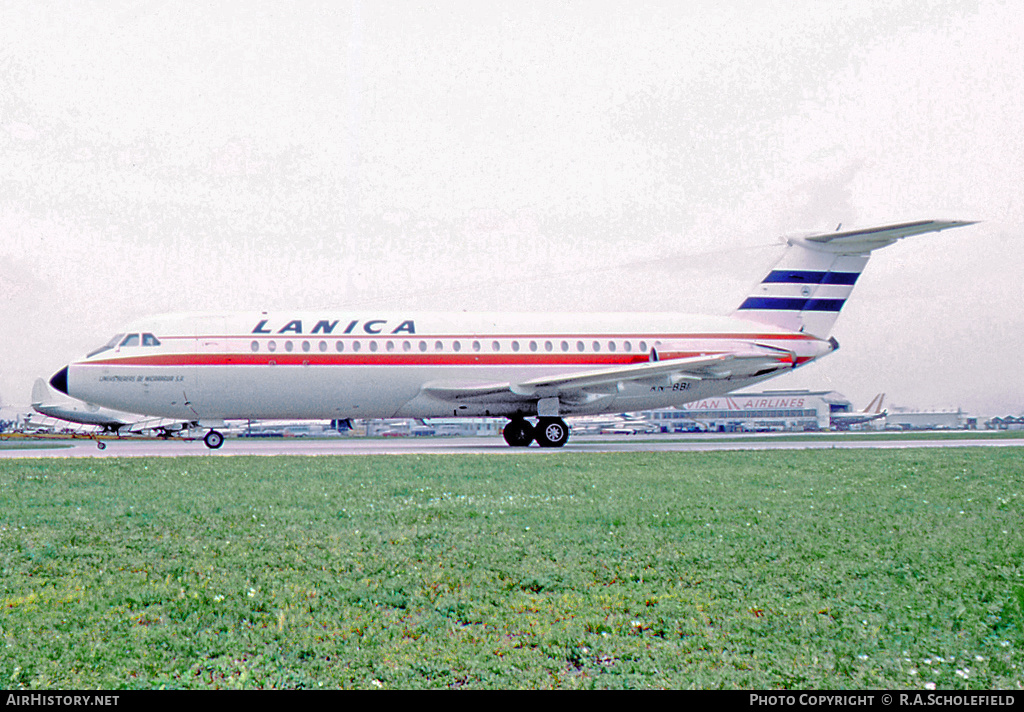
[420,350,797,409]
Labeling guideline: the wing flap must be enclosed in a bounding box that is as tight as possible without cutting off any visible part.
[511,354,723,396]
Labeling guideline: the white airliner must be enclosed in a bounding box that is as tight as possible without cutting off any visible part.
[48,220,974,449]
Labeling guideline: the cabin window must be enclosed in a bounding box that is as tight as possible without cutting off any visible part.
[336,341,344,352]
[434,340,444,351]
[492,341,501,351]
[251,341,259,352]
[639,341,648,352]
[529,341,538,352]
[624,341,632,352]
[561,341,569,352]
[420,341,428,352]
[142,333,161,346]
[544,341,553,352]
[512,341,520,352]
[302,341,311,352]
[319,341,327,352]
[119,334,140,348]
[285,341,294,352]
[472,341,481,352]
[352,341,361,352]
[369,341,378,352]
[592,341,601,352]
[386,341,395,352]
[453,341,461,352]
[608,341,616,352]
[268,341,277,352]
[403,341,412,352]
[577,341,585,352]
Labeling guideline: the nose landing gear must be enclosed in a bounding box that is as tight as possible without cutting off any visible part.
[203,430,224,449]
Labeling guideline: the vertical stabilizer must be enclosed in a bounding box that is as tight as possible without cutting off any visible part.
[733,220,975,338]
[31,378,50,407]
[863,393,885,414]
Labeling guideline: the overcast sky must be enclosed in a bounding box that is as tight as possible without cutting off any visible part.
[2,0,1022,416]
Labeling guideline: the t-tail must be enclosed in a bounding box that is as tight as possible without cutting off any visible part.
[734,220,976,338]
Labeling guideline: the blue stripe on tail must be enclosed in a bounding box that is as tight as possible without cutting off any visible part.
[761,270,860,285]
[738,297,847,312]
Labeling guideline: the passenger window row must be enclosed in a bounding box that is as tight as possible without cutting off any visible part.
[248,338,651,354]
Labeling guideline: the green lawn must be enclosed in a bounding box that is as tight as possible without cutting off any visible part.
[2,449,1022,689]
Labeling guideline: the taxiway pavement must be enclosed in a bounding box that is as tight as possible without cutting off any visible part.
[3,433,1024,458]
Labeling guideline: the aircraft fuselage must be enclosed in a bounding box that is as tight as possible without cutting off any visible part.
[55,311,829,422]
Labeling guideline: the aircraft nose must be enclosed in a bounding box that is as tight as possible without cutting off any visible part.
[49,366,69,395]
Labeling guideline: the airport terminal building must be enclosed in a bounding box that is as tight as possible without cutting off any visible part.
[644,390,854,432]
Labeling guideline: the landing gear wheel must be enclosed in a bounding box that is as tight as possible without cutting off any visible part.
[535,418,570,448]
[203,430,224,449]
[96,441,106,450]
[503,418,535,447]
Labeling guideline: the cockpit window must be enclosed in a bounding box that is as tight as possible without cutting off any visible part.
[119,334,140,348]
[87,333,126,358]
[142,333,161,346]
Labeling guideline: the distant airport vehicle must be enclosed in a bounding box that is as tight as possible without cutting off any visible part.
[48,220,974,449]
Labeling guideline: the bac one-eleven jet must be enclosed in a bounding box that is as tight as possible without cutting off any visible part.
[48,220,974,449]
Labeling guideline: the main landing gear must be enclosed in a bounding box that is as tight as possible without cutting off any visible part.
[502,417,570,448]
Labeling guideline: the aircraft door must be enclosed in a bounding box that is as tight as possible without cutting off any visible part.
[191,315,227,418]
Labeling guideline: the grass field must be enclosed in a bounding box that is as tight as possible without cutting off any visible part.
[2,449,1023,689]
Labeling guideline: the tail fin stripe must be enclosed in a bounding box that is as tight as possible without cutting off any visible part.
[821,272,861,286]
[803,299,848,312]
[739,297,846,312]
[762,270,860,285]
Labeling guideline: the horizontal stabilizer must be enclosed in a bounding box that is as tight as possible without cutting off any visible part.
[799,220,977,254]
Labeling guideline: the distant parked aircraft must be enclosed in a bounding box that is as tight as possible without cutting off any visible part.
[31,378,187,437]
[830,393,887,430]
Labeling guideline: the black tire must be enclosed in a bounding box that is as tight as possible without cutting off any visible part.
[204,430,224,449]
[503,418,535,447]
[535,418,570,448]
[96,441,106,450]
